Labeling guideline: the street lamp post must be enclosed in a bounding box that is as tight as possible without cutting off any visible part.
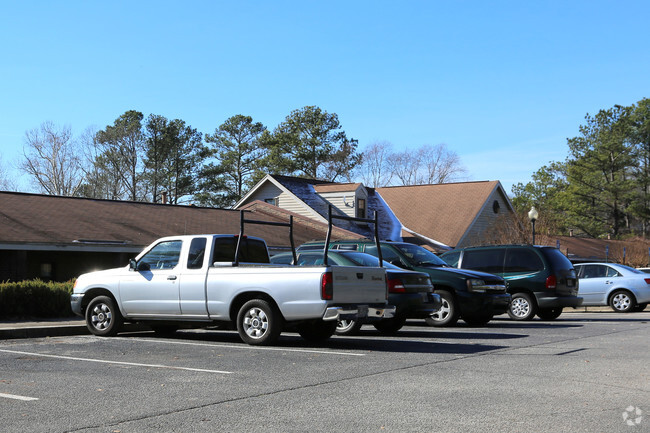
[528,206,539,245]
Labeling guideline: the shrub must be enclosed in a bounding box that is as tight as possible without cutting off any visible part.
[0,279,75,319]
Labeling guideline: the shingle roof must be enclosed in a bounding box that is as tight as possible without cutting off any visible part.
[541,235,650,264]
[239,200,364,242]
[0,191,361,249]
[376,181,503,247]
[313,183,363,193]
[271,176,376,237]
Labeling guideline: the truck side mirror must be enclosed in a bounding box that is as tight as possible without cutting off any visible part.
[129,259,150,272]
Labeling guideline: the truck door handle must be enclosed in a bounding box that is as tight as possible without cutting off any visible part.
[167,275,177,280]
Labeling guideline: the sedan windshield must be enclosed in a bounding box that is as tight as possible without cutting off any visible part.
[393,244,448,267]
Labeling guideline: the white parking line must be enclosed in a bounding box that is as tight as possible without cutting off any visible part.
[117,336,366,357]
[0,392,39,401]
[0,349,232,374]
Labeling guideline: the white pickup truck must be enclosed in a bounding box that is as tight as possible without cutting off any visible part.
[71,214,394,345]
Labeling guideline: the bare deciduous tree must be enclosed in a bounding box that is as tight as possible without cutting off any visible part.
[419,143,467,184]
[358,142,467,186]
[0,156,17,191]
[354,140,394,187]
[391,149,420,185]
[21,121,84,196]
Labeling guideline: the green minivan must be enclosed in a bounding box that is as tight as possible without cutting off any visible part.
[298,240,511,326]
[440,245,583,320]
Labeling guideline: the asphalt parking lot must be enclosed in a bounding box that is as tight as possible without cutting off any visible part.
[1,312,648,433]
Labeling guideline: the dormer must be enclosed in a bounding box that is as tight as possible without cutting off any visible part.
[313,183,368,219]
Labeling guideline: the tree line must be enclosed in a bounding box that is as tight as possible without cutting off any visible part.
[512,97,650,239]
[16,106,466,207]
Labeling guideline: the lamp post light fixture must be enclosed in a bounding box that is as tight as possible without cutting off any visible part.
[528,206,539,245]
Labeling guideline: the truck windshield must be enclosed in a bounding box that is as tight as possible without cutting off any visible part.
[394,244,448,267]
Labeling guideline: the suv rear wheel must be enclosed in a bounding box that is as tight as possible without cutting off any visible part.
[508,292,537,321]
[335,319,363,335]
[425,291,459,327]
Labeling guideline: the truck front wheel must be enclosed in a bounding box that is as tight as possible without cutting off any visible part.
[236,299,283,345]
[85,295,123,336]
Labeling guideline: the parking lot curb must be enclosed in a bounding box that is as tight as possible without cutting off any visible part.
[0,324,90,340]
[0,322,150,340]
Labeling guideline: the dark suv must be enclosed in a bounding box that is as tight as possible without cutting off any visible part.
[299,240,511,326]
[440,245,582,320]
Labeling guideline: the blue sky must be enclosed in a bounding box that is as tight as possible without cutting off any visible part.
[1,1,649,194]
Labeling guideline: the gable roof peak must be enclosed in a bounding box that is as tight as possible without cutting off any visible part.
[377,180,499,190]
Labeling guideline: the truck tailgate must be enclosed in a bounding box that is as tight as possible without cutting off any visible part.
[331,265,387,304]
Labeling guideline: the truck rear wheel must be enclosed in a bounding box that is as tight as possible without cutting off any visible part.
[85,295,123,337]
[236,299,283,345]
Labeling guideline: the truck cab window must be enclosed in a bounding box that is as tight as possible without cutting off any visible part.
[212,237,270,264]
[139,240,183,270]
[187,237,207,269]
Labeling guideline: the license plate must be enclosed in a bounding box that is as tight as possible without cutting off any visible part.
[567,279,575,287]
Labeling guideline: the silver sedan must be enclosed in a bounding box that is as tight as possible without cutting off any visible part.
[574,262,650,312]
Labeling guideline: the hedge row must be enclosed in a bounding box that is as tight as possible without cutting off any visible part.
[0,280,76,319]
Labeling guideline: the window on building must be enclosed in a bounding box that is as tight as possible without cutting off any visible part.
[265,197,279,206]
[357,198,366,219]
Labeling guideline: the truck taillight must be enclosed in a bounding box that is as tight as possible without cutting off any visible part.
[321,272,333,300]
[387,277,406,294]
[546,275,557,289]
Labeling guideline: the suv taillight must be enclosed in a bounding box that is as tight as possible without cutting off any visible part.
[546,275,557,290]
[321,272,333,300]
[387,277,406,294]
